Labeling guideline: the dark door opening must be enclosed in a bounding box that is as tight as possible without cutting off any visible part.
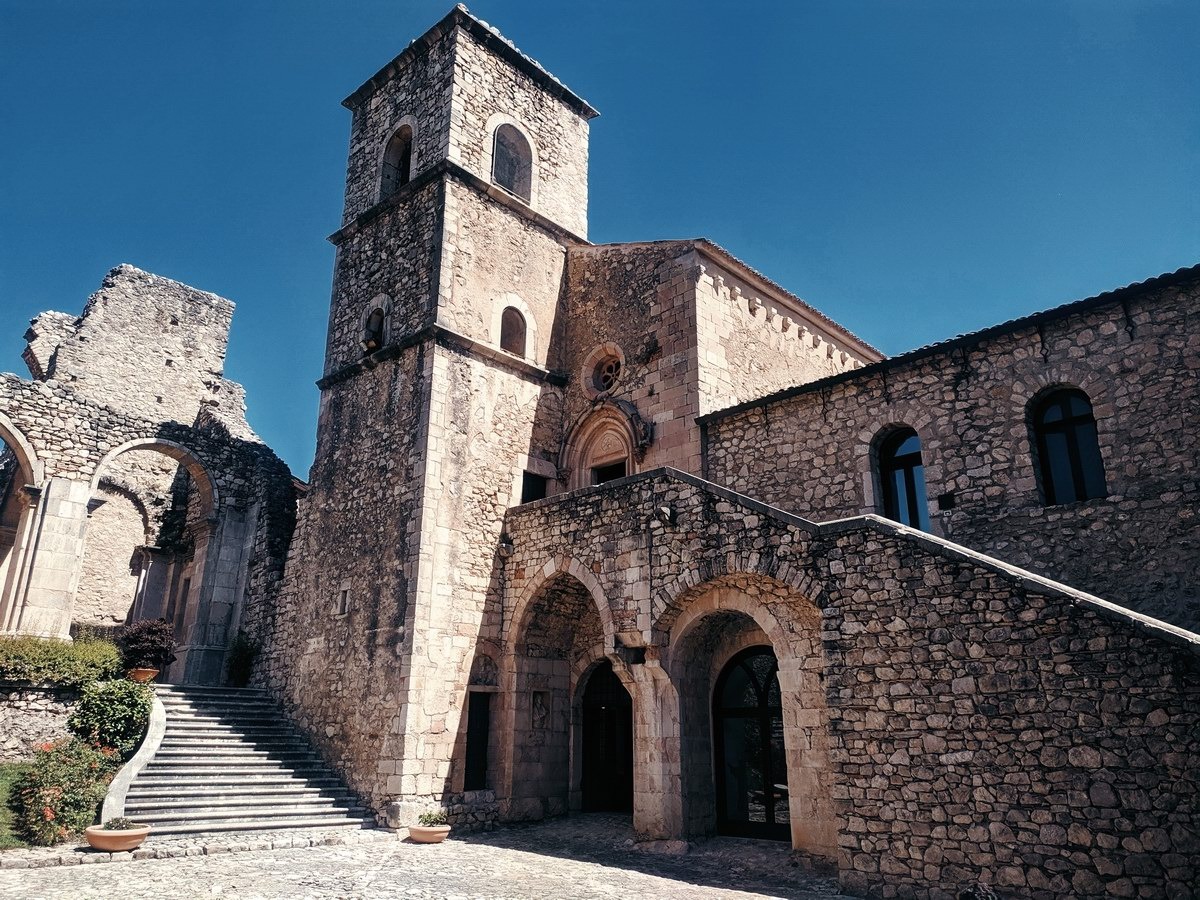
[714,646,790,840]
[580,661,633,812]
[591,460,627,485]
[464,691,490,791]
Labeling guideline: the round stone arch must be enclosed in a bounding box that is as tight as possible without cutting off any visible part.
[1015,372,1113,504]
[853,406,940,519]
[376,114,419,195]
[505,554,615,657]
[560,404,641,491]
[482,113,540,209]
[0,411,43,486]
[489,293,539,364]
[90,438,220,519]
[655,571,837,859]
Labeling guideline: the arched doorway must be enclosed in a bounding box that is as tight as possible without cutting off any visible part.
[713,646,789,840]
[580,660,632,812]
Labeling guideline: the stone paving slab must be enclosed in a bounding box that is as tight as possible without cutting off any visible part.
[0,814,846,899]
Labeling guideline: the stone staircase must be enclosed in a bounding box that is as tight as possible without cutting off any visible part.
[119,685,374,836]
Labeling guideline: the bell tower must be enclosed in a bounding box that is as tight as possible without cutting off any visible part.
[276,5,597,826]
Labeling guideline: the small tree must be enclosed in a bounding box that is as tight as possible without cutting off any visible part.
[116,619,176,670]
[68,680,153,756]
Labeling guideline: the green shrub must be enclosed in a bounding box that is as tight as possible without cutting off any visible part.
[68,680,153,756]
[0,635,121,688]
[417,808,448,826]
[116,619,176,670]
[9,739,119,845]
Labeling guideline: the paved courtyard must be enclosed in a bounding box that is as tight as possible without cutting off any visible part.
[0,815,844,899]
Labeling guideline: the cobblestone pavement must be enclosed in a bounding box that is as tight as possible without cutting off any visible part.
[0,814,845,899]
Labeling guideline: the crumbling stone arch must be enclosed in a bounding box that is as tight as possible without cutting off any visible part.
[90,437,219,518]
[0,412,43,486]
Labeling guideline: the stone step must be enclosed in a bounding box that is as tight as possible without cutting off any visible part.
[127,785,351,801]
[124,686,373,838]
[127,798,366,818]
[148,816,372,837]
[141,762,334,776]
[154,748,319,763]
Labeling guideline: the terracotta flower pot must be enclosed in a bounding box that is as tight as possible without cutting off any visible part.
[84,824,152,851]
[127,668,160,683]
[407,824,451,843]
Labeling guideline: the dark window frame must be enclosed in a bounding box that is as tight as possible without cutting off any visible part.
[380,125,414,201]
[1031,388,1107,506]
[499,307,527,356]
[491,124,532,203]
[877,427,930,530]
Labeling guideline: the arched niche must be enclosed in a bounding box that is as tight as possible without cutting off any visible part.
[562,404,649,491]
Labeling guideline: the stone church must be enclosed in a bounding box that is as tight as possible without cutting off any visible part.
[0,6,1196,898]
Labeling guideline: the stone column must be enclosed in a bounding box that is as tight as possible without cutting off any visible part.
[4,478,91,639]
[776,657,838,859]
[178,503,257,685]
[625,660,684,841]
[130,546,171,621]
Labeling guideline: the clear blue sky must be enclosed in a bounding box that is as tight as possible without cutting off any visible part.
[2,1,1197,475]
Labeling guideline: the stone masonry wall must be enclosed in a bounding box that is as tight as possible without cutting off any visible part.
[449,23,590,238]
[703,271,1200,630]
[437,176,567,365]
[0,683,77,762]
[324,180,443,376]
[259,348,430,816]
[500,469,1200,899]
[692,247,875,415]
[340,26,455,224]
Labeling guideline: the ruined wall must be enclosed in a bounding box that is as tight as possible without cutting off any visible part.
[704,271,1200,630]
[449,22,590,237]
[499,469,1200,899]
[0,266,295,676]
[23,265,241,427]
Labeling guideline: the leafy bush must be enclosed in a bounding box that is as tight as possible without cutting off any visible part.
[8,739,119,845]
[68,680,152,756]
[116,619,176,670]
[0,635,121,688]
[226,629,260,687]
[417,809,448,826]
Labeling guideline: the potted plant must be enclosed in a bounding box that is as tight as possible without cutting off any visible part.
[84,816,151,851]
[117,619,176,682]
[407,809,451,843]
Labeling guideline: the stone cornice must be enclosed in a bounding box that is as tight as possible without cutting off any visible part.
[327,159,588,249]
[316,322,568,391]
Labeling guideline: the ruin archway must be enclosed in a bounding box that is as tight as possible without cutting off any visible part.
[0,416,41,634]
[84,439,228,682]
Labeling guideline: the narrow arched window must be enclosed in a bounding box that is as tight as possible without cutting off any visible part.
[362,307,385,353]
[492,124,532,202]
[499,307,526,356]
[1032,389,1106,505]
[878,427,930,530]
[380,125,413,200]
